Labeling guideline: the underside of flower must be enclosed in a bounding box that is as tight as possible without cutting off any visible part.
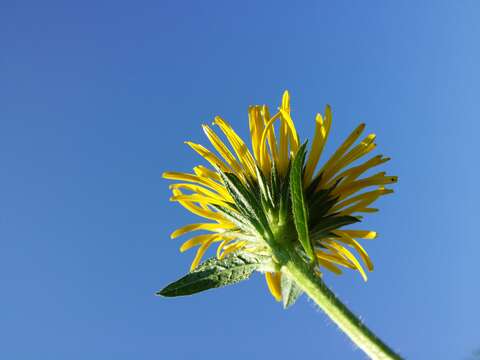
[163,91,397,302]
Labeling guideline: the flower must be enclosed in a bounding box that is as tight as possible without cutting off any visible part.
[163,91,397,302]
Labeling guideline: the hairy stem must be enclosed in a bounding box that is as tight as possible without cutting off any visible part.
[281,250,402,360]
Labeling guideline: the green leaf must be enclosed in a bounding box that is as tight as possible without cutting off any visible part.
[289,143,315,261]
[281,273,303,309]
[157,252,264,297]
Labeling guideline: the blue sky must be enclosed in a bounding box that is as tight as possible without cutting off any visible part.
[1,1,479,359]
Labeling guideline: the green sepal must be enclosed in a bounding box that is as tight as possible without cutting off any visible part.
[254,164,271,205]
[218,171,273,242]
[210,204,256,235]
[310,214,360,240]
[253,164,277,217]
[281,273,303,309]
[289,143,315,262]
[157,252,265,297]
[270,161,280,203]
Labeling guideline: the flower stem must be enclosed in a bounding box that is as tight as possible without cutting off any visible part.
[282,250,402,360]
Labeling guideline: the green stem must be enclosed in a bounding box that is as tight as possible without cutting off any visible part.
[281,250,402,360]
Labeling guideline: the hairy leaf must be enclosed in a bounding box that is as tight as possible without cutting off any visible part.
[281,273,303,309]
[289,143,314,261]
[157,252,264,297]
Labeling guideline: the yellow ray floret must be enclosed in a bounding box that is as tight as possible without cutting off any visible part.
[170,193,233,209]
[333,187,394,215]
[340,230,377,240]
[262,105,279,166]
[190,237,216,271]
[185,141,232,173]
[170,222,235,239]
[315,250,356,269]
[170,183,226,202]
[316,123,366,186]
[304,107,332,185]
[321,134,377,185]
[180,234,220,252]
[219,240,248,259]
[323,241,368,281]
[248,106,264,165]
[170,189,226,222]
[265,272,282,301]
[317,258,343,275]
[202,124,244,175]
[163,171,232,201]
[213,116,257,179]
[333,172,398,200]
[259,112,281,173]
[193,165,222,182]
[327,155,390,188]
[332,231,374,271]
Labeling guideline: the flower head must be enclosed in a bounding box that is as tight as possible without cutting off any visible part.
[163,91,397,302]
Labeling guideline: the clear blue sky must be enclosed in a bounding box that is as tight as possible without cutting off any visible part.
[1,1,479,359]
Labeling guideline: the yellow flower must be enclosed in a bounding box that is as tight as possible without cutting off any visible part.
[163,91,397,302]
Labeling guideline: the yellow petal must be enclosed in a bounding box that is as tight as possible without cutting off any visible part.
[185,141,231,173]
[278,114,289,175]
[341,230,378,240]
[265,272,282,301]
[279,108,300,154]
[250,105,272,174]
[170,183,227,202]
[277,91,293,175]
[317,258,342,275]
[219,240,247,259]
[170,193,233,209]
[193,165,222,182]
[216,238,231,259]
[259,112,281,171]
[332,187,393,214]
[332,231,374,271]
[281,90,290,113]
[304,107,332,185]
[170,188,226,221]
[180,234,219,252]
[170,222,233,239]
[213,116,257,179]
[324,241,368,281]
[190,237,215,271]
[202,125,243,174]
[334,172,398,200]
[248,106,264,164]
[315,250,355,269]
[321,134,376,185]
[262,105,279,166]
[327,155,390,188]
[163,171,227,197]
[317,123,366,187]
